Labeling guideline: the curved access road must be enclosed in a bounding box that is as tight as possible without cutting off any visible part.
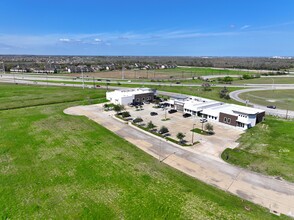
[64,104,294,217]
[230,86,294,118]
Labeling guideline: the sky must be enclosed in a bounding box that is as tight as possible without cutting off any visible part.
[0,0,294,56]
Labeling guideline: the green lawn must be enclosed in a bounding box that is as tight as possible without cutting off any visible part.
[0,83,287,219]
[0,83,104,110]
[222,117,294,182]
[233,77,294,84]
[239,90,294,111]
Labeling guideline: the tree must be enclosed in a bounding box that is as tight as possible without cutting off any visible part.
[201,83,211,91]
[205,123,214,134]
[120,105,125,112]
[113,104,125,114]
[133,117,143,123]
[121,111,130,118]
[103,103,109,111]
[176,132,185,144]
[223,76,233,84]
[147,121,156,130]
[113,104,121,114]
[219,87,230,100]
[158,126,169,134]
[242,74,253,80]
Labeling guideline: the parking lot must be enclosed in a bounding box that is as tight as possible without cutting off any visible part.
[124,103,244,160]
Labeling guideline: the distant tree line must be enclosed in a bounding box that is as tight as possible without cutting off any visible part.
[1,55,294,71]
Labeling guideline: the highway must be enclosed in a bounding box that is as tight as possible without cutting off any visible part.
[1,73,294,118]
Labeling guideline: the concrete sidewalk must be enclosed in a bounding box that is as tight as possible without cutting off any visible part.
[64,104,294,217]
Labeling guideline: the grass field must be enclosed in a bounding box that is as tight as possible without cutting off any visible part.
[158,67,254,76]
[56,67,254,80]
[25,79,244,105]
[222,117,294,182]
[0,84,104,110]
[233,77,294,84]
[239,90,294,111]
[147,85,243,104]
[0,83,287,219]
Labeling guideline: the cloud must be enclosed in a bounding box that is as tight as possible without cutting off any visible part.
[59,38,71,42]
[240,25,251,30]
[94,38,102,42]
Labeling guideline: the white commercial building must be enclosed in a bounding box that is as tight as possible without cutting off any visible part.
[163,95,265,130]
[106,88,156,105]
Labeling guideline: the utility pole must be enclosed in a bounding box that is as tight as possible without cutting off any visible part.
[82,68,85,89]
[1,62,5,74]
[93,77,95,89]
[121,65,125,80]
[285,101,289,119]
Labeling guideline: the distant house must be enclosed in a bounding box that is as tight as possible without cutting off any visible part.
[10,68,27,73]
[33,69,55,74]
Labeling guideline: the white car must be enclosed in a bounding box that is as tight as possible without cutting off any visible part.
[200,118,207,123]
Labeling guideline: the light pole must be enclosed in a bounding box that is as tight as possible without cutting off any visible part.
[164,107,167,120]
[191,123,196,145]
[271,78,275,92]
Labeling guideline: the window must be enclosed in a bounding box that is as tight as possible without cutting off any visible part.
[224,117,227,122]
[136,98,140,102]
[142,97,145,101]
[227,118,231,124]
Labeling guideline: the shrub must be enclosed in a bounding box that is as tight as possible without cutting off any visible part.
[121,111,131,118]
[158,126,169,134]
[133,117,143,123]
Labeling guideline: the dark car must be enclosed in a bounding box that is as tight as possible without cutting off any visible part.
[267,105,276,109]
[168,109,177,114]
[183,113,191,118]
[133,102,143,106]
[150,112,158,116]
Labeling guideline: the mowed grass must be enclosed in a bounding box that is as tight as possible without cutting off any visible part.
[0,84,287,219]
[222,117,294,182]
[233,77,294,85]
[147,85,243,104]
[239,90,294,111]
[0,83,105,110]
[158,67,254,76]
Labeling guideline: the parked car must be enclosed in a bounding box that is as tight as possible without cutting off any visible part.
[133,102,143,106]
[267,105,276,109]
[183,113,191,118]
[168,109,177,114]
[150,112,158,116]
[200,118,207,123]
